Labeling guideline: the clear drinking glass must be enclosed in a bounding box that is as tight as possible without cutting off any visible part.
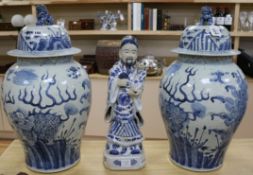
[248,11,253,31]
[240,11,249,31]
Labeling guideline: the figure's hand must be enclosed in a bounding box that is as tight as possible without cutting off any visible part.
[117,78,128,87]
[128,87,142,96]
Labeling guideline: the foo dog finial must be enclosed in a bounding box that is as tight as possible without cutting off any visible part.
[36,5,54,26]
[200,6,213,25]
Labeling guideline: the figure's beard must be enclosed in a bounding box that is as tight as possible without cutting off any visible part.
[123,57,136,67]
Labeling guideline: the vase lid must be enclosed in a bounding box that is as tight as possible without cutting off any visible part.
[7,5,80,58]
[172,6,240,57]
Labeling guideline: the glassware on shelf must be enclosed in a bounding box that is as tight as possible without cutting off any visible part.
[56,18,65,28]
[240,11,250,31]
[97,10,124,31]
[248,11,253,31]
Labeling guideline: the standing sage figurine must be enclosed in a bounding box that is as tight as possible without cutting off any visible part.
[104,36,147,170]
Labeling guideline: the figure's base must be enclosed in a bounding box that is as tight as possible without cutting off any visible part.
[169,156,223,172]
[104,152,145,170]
[26,158,80,173]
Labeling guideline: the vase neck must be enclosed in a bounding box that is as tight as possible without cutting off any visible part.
[17,56,73,65]
[178,54,233,64]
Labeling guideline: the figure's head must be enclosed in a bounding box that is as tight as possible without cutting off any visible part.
[119,35,138,67]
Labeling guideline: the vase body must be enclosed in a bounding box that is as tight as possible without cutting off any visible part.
[2,56,91,173]
[159,55,247,171]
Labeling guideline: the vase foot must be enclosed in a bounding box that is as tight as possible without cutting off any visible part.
[104,152,145,170]
[26,158,80,173]
[169,156,223,172]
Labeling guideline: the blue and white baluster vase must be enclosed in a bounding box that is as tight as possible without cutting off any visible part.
[159,6,248,172]
[2,5,91,173]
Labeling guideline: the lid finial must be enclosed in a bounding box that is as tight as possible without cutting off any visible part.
[200,6,213,25]
[36,5,54,26]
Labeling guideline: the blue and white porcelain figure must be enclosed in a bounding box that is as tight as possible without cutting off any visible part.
[159,6,248,172]
[104,35,147,170]
[3,5,91,173]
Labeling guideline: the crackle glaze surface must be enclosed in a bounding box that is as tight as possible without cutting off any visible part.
[159,55,248,171]
[3,56,91,172]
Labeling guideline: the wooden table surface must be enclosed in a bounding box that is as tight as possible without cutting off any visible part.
[0,139,252,175]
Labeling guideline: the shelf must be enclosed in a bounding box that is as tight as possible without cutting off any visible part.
[236,31,253,37]
[193,0,253,3]
[68,30,238,39]
[0,30,181,39]
[0,0,251,6]
[69,30,182,36]
[0,31,18,37]
[0,30,238,38]
[31,0,253,5]
[31,0,129,5]
[69,30,182,39]
[0,1,30,6]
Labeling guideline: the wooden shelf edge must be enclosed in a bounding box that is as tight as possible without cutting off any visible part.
[69,30,183,36]
[0,30,239,38]
[0,0,252,6]
[31,0,128,5]
[0,30,240,38]
[0,1,31,6]
[0,131,16,139]
[0,31,18,37]
[236,31,253,37]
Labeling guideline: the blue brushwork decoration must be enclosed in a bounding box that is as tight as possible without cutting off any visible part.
[3,4,90,172]
[36,5,54,26]
[13,69,38,86]
[160,61,248,171]
[159,6,246,172]
[104,36,146,170]
[17,73,77,110]
[114,160,121,167]
[67,66,81,79]
[9,108,82,170]
[64,103,78,120]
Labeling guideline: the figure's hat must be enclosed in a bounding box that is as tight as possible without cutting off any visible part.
[120,35,138,48]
